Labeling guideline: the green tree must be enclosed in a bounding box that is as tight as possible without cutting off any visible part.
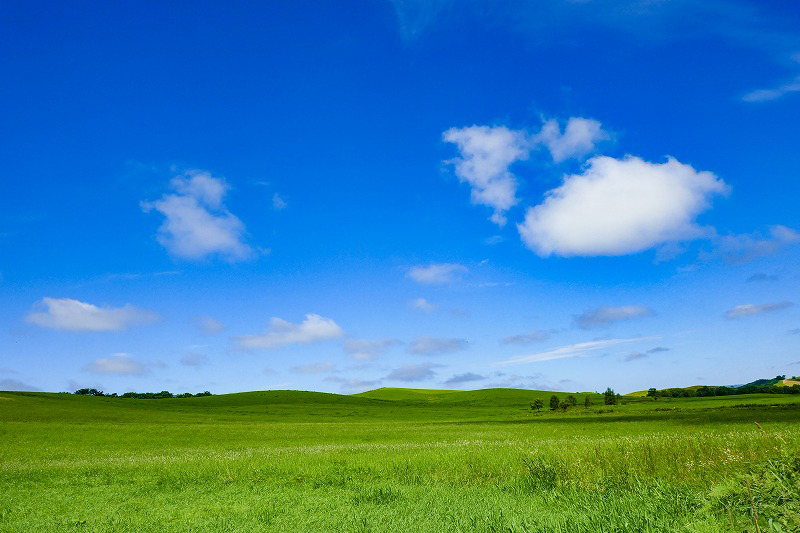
[549,394,560,410]
[584,395,592,407]
[531,399,544,411]
[603,387,617,405]
[564,395,577,407]
[74,388,104,396]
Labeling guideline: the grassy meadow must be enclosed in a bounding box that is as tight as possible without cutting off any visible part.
[1,388,799,532]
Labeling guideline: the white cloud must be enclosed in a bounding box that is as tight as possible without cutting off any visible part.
[575,305,654,329]
[443,125,529,225]
[535,117,609,162]
[26,298,158,332]
[496,336,658,365]
[407,336,468,355]
[142,169,253,261]
[385,363,438,382]
[236,314,344,349]
[343,339,400,360]
[724,301,793,319]
[407,263,467,284]
[291,362,335,374]
[742,76,800,102]
[442,118,612,226]
[501,330,550,345]
[409,297,436,312]
[518,155,728,256]
[171,170,228,207]
[84,353,149,376]
[272,192,287,210]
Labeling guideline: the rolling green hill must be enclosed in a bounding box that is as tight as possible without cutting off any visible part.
[354,387,604,407]
[1,388,800,531]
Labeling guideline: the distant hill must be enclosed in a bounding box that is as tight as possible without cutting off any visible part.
[739,375,789,388]
[355,387,604,408]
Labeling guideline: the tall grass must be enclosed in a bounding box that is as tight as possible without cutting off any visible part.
[1,391,799,531]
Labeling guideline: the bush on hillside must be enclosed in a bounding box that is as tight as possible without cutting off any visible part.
[549,395,560,410]
[603,388,617,405]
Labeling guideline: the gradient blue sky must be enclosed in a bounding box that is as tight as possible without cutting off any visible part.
[2,0,799,395]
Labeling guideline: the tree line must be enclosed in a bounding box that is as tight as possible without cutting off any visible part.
[73,388,212,399]
[530,388,620,411]
[647,376,799,398]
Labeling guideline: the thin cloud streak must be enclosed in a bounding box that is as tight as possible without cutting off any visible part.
[496,336,659,366]
[407,263,467,284]
[724,301,793,319]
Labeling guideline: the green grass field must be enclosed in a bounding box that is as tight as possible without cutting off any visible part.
[2,388,799,532]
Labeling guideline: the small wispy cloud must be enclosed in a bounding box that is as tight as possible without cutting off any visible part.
[385,363,438,382]
[324,376,381,392]
[484,371,554,391]
[236,314,344,350]
[724,301,793,319]
[574,305,654,329]
[711,225,800,263]
[534,117,609,163]
[343,339,401,360]
[291,362,335,374]
[407,336,468,355]
[0,378,40,392]
[409,297,436,312]
[443,372,486,385]
[496,336,658,366]
[84,353,149,376]
[746,273,779,283]
[26,298,158,332]
[272,192,287,210]
[407,263,467,284]
[624,346,670,362]
[501,330,550,345]
[180,353,208,367]
[197,316,224,334]
[742,76,800,102]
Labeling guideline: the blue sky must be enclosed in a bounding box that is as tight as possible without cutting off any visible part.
[2,0,799,395]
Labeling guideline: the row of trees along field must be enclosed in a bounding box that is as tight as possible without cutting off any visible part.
[647,375,800,398]
[73,389,212,399]
[531,388,621,411]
